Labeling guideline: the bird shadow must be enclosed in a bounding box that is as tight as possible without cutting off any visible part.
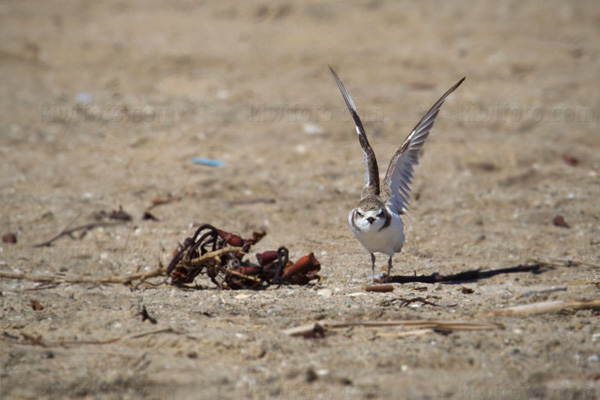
[387,263,552,285]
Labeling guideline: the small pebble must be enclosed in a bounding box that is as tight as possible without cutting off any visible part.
[303,123,324,135]
[216,89,229,100]
[295,144,307,154]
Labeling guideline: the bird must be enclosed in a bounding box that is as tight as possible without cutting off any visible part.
[329,66,465,284]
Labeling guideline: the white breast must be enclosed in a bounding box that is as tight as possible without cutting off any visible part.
[348,207,405,256]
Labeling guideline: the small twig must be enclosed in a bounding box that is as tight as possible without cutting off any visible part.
[18,327,179,347]
[189,247,243,266]
[33,221,128,248]
[397,297,439,308]
[328,320,501,330]
[31,211,81,247]
[216,265,262,283]
[520,287,567,297]
[23,282,60,291]
[125,328,176,340]
[484,297,600,317]
[226,198,276,207]
[377,329,433,338]
[569,280,600,286]
[145,194,183,212]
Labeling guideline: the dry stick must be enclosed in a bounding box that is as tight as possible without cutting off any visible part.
[145,194,184,212]
[285,298,600,337]
[226,198,276,207]
[484,297,600,317]
[0,265,165,285]
[377,329,434,338]
[283,320,502,337]
[569,280,600,286]
[0,248,240,286]
[286,298,600,337]
[520,287,567,297]
[32,221,128,248]
[23,283,60,291]
[20,327,179,348]
[328,320,502,330]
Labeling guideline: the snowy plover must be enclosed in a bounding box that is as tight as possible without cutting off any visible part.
[329,66,464,283]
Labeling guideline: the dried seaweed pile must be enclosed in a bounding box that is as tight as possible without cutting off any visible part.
[166,224,321,289]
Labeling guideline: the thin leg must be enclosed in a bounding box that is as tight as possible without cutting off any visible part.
[370,253,376,285]
[386,256,392,283]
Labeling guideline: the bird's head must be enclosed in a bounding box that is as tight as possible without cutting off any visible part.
[355,207,385,225]
[353,202,388,231]
[351,196,388,231]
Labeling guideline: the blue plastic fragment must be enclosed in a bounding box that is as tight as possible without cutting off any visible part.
[192,157,225,167]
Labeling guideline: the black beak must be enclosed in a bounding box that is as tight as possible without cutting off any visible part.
[366,216,375,224]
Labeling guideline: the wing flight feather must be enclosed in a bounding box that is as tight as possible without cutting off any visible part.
[383,77,465,214]
[329,66,380,197]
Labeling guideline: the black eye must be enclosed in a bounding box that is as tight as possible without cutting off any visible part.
[357,211,364,217]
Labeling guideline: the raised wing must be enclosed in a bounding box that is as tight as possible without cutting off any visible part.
[383,77,465,214]
[329,66,380,197]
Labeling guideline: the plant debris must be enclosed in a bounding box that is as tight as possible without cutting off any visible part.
[226,198,276,207]
[30,300,44,311]
[283,319,503,338]
[141,211,159,221]
[484,297,600,317]
[553,215,570,228]
[139,306,157,324]
[364,284,394,293]
[166,224,321,289]
[398,297,439,308]
[2,233,17,244]
[15,327,182,348]
[563,155,579,166]
[1,265,165,287]
[143,193,184,219]
[94,206,133,222]
[33,210,129,247]
[472,162,498,172]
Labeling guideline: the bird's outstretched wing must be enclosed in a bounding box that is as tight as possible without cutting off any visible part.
[329,66,380,197]
[383,77,465,215]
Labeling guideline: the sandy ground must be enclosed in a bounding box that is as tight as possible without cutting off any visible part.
[1,0,600,399]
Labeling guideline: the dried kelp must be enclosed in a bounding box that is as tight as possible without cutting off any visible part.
[166,224,321,289]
